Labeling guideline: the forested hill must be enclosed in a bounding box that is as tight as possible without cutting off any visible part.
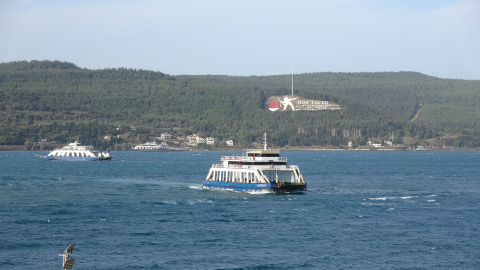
[178,72,480,131]
[1,60,479,149]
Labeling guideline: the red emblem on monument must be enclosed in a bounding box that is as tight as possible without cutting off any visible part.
[268,100,280,111]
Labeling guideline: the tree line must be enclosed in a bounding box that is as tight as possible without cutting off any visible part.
[1,60,480,149]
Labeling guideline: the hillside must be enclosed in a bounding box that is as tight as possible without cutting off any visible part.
[1,60,479,149]
[179,72,480,130]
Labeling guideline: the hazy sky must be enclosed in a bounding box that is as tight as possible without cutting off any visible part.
[1,0,479,80]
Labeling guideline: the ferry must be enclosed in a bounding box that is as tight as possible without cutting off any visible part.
[203,133,306,193]
[131,141,173,151]
[43,140,113,161]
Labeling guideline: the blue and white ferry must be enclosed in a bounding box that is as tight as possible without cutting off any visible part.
[203,133,306,193]
[43,140,113,161]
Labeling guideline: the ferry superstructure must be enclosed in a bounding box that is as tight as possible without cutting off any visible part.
[43,140,113,161]
[203,133,306,193]
[131,141,173,151]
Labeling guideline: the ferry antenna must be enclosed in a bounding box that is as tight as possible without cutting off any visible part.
[263,132,267,150]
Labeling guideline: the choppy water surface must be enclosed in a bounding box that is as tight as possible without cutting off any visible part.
[1,151,479,269]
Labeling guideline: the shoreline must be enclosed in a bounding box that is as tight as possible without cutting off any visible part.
[2,145,479,151]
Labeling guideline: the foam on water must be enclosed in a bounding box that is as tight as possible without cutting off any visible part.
[368,197,392,200]
[162,200,178,205]
[246,190,271,195]
[400,196,417,199]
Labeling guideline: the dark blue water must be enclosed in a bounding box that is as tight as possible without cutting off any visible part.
[1,151,479,269]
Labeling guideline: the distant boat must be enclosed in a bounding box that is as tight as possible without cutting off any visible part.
[42,140,113,161]
[203,133,307,193]
[131,141,173,151]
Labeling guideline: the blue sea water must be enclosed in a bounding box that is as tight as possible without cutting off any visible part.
[0,150,479,269]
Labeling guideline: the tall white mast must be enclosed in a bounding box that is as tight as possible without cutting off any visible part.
[291,66,294,95]
[263,132,267,150]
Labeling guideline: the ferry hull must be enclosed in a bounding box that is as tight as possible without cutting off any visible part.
[203,181,273,193]
[272,182,307,193]
[202,181,306,193]
[43,156,113,161]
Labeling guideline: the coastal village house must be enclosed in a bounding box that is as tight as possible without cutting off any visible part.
[117,134,125,139]
[177,135,188,144]
[104,135,112,141]
[226,140,234,147]
[160,133,172,140]
[176,134,216,147]
[197,138,207,144]
[187,134,200,140]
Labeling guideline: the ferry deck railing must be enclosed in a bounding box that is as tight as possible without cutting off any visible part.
[221,156,287,161]
[211,164,299,171]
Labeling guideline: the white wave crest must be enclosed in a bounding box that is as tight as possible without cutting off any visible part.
[368,197,390,200]
[163,201,178,205]
[361,202,396,206]
[187,199,213,205]
[246,190,271,195]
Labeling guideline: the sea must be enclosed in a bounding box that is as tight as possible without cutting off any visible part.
[1,150,479,269]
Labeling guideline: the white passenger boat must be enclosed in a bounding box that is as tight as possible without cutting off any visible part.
[131,141,173,151]
[203,133,306,193]
[43,140,113,161]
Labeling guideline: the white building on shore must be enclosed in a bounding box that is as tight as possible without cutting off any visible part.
[206,137,215,145]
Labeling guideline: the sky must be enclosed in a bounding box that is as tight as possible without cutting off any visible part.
[1,0,479,80]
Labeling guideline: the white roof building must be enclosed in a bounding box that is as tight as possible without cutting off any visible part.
[161,133,172,139]
[206,137,215,145]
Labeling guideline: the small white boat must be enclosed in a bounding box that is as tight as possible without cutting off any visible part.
[131,141,173,151]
